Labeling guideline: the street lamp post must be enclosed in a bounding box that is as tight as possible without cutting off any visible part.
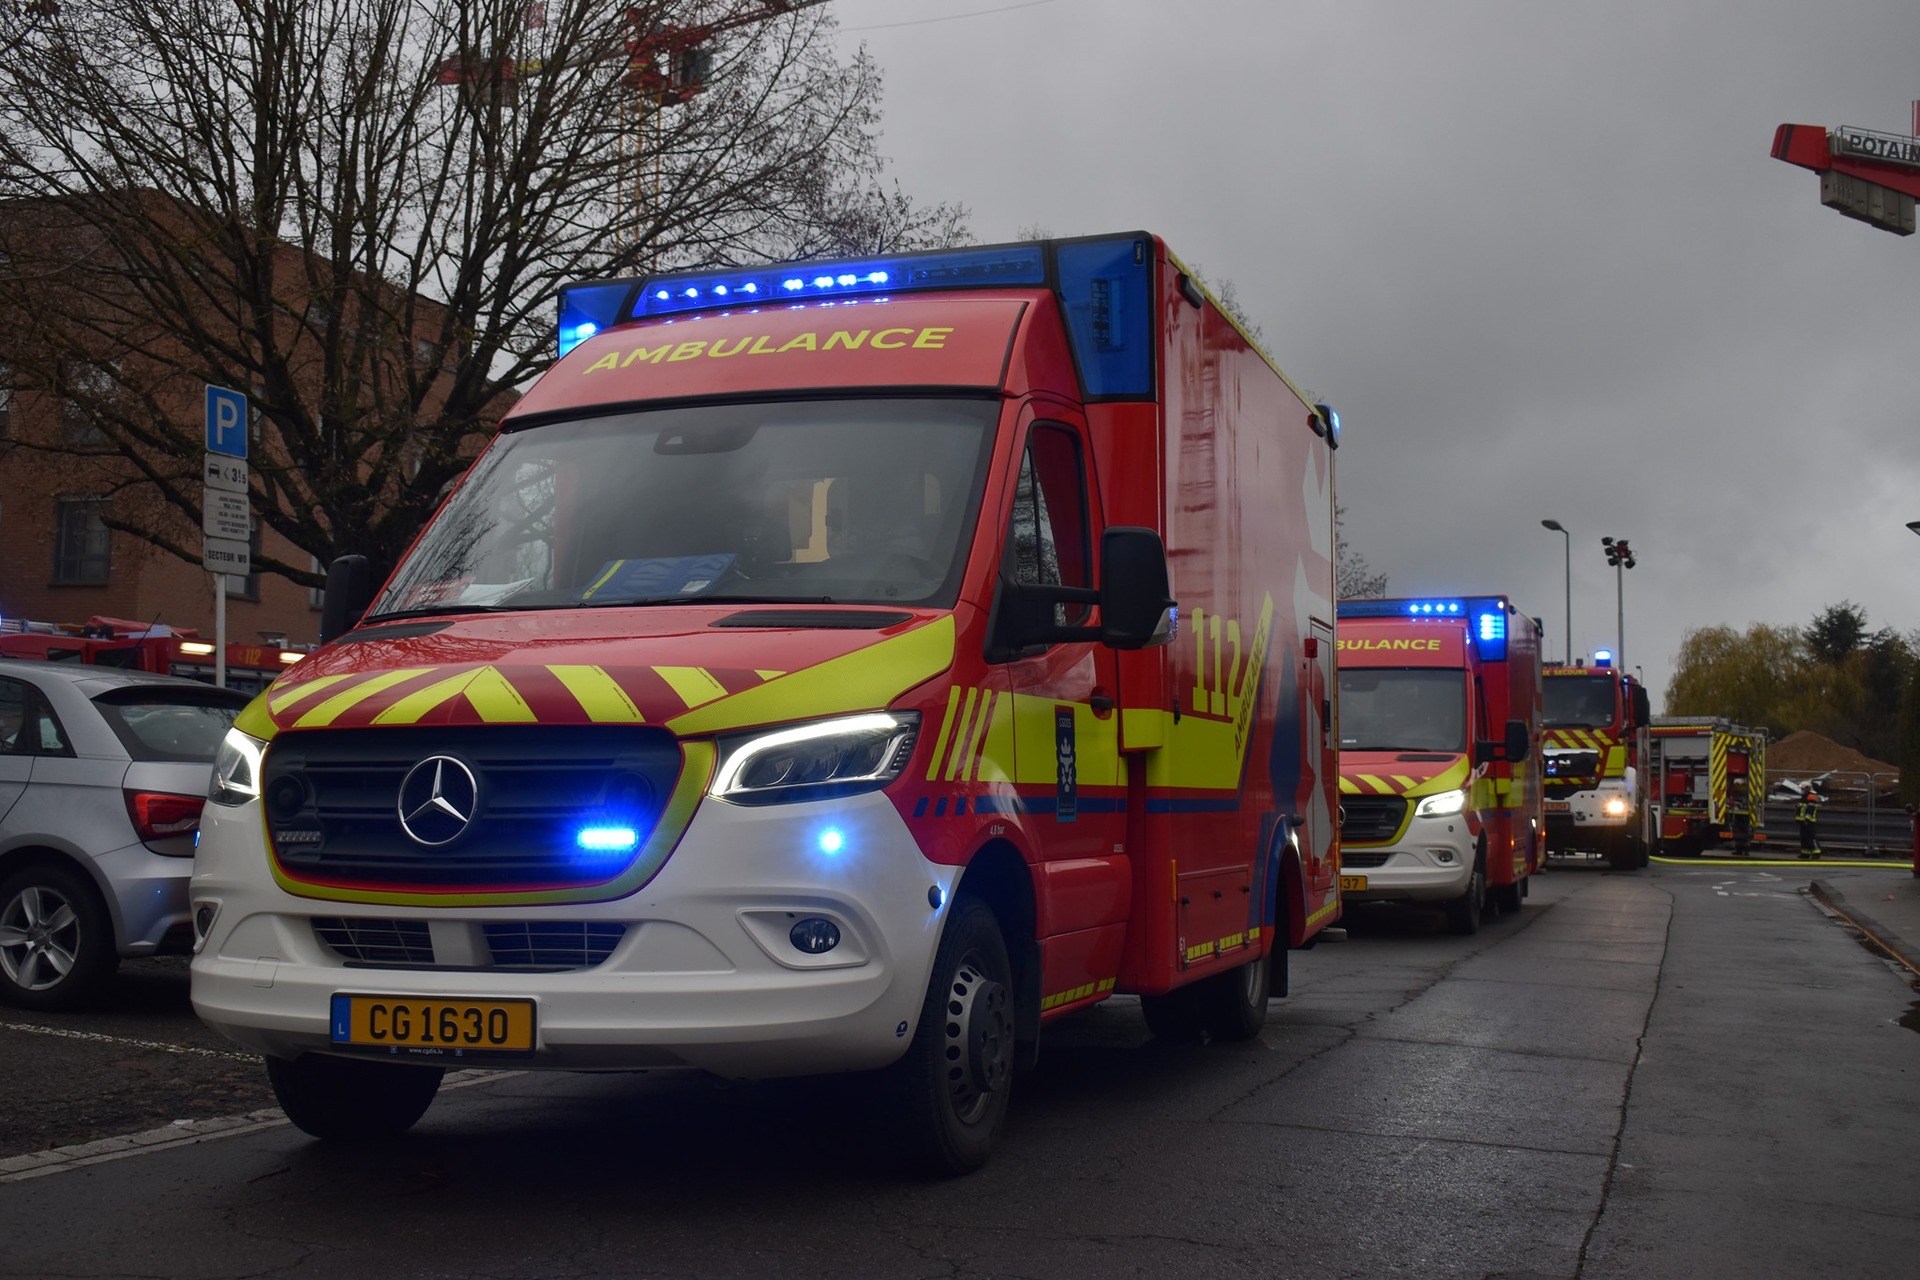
[1602,536,1637,667]
[1541,520,1571,664]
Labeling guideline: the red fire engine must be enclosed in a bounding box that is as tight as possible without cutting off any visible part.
[0,616,307,694]
[1333,597,1543,933]
[189,232,1342,1173]
[1540,660,1653,870]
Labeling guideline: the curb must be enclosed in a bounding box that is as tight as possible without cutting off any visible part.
[1808,879,1920,979]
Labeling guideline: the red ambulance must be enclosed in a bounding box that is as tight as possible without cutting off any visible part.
[190,233,1342,1173]
[1333,597,1542,933]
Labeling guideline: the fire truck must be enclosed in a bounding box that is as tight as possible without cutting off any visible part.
[1647,717,1768,856]
[0,616,307,694]
[189,232,1342,1173]
[1540,661,1653,871]
[1333,597,1542,934]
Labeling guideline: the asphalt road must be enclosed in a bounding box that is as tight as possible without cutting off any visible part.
[2,860,1916,1279]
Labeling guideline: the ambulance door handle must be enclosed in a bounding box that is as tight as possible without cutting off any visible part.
[1090,694,1116,715]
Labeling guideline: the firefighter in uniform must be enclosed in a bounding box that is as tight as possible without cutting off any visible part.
[1795,784,1824,860]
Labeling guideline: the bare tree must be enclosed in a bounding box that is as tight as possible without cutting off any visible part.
[1335,504,1387,599]
[0,1,965,585]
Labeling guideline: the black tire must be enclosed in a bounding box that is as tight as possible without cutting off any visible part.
[1446,844,1487,935]
[885,895,1014,1176]
[266,1053,444,1141]
[0,860,118,1011]
[1605,831,1638,872]
[1491,881,1523,915]
[1200,952,1270,1042]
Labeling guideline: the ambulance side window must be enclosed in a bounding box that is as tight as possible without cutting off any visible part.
[1008,425,1090,624]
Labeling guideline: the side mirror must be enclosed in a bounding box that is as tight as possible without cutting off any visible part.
[1098,526,1175,650]
[985,526,1175,660]
[321,555,373,641]
[1506,719,1531,762]
[1475,719,1532,766]
[1631,686,1651,727]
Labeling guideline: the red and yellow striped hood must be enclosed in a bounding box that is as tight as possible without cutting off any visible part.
[1338,751,1471,798]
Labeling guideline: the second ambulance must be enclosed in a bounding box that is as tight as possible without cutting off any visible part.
[1334,597,1542,933]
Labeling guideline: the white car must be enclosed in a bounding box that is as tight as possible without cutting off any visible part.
[0,659,248,1009]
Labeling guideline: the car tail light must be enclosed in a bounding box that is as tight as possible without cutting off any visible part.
[125,790,207,843]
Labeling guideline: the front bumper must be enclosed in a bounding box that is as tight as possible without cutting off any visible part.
[189,791,958,1078]
[1341,816,1475,903]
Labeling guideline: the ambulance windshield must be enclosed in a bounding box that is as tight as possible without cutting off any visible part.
[370,398,997,618]
[1544,675,1618,728]
[1337,668,1467,752]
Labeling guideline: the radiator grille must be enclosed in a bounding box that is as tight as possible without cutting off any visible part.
[314,917,434,965]
[1341,851,1392,869]
[483,921,626,970]
[263,725,682,891]
[1340,796,1408,845]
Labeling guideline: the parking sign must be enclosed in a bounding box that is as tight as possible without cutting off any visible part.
[206,384,248,458]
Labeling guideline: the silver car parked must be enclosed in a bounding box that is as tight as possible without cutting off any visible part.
[0,659,249,1009]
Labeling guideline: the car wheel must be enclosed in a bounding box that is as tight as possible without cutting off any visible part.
[1200,952,1271,1042]
[266,1054,444,1141]
[0,861,118,1011]
[1492,881,1523,915]
[1446,844,1486,936]
[884,894,1014,1176]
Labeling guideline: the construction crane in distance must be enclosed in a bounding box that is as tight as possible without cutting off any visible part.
[436,2,833,249]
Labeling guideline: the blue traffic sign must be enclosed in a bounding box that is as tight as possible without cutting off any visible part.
[206,384,248,458]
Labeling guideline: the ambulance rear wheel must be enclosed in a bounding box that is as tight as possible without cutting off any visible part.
[266,1054,443,1141]
[1446,844,1486,936]
[885,894,1014,1176]
[1491,881,1523,915]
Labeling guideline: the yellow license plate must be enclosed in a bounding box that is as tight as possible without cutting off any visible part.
[1545,800,1570,813]
[1339,875,1368,891]
[330,995,535,1056]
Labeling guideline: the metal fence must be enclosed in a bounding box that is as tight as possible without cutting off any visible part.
[1763,770,1908,854]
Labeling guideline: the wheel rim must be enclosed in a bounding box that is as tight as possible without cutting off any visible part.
[1241,956,1265,1005]
[0,884,82,992]
[941,956,1012,1126]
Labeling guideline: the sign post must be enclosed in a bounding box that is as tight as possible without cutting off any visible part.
[204,385,250,688]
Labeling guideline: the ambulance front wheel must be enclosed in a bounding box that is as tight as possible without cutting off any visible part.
[1446,843,1487,936]
[266,1053,444,1141]
[885,893,1014,1177]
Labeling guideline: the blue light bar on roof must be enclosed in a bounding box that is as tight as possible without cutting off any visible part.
[1336,596,1515,661]
[557,281,637,357]
[631,242,1047,320]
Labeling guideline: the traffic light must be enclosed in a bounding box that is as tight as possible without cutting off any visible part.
[1601,536,1636,568]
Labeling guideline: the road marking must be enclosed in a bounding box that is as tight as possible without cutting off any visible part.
[0,1069,515,1183]
[0,1021,256,1061]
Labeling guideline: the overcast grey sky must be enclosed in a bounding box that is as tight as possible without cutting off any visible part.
[830,0,1920,708]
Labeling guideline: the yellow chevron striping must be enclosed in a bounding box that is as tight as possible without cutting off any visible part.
[943,687,981,782]
[294,669,435,728]
[926,686,964,781]
[463,667,538,723]
[1392,775,1417,788]
[964,691,999,782]
[753,670,786,680]
[1339,777,1363,794]
[655,666,728,709]
[1359,773,1394,795]
[269,673,356,715]
[549,665,645,723]
[371,670,484,726]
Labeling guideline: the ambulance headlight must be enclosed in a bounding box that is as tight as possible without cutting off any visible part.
[209,729,267,807]
[1415,788,1468,818]
[709,712,920,806]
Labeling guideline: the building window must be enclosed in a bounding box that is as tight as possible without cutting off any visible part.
[309,555,326,610]
[224,517,261,600]
[53,497,111,584]
[61,362,117,446]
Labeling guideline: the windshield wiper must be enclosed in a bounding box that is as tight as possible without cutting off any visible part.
[360,603,538,624]
[579,594,839,607]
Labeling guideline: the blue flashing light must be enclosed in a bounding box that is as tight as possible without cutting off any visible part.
[576,826,640,854]
[623,242,1046,321]
[1057,237,1153,399]
[556,280,639,356]
[817,827,846,856]
[1593,649,1614,668]
[1338,595,1515,661]
[1478,611,1505,643]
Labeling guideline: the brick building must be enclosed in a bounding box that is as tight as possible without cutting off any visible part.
[0,192,497,645]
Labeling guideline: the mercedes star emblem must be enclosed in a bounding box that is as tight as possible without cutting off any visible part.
[397,755,480,847]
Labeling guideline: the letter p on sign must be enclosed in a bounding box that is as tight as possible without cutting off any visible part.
[206,384,248,458]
